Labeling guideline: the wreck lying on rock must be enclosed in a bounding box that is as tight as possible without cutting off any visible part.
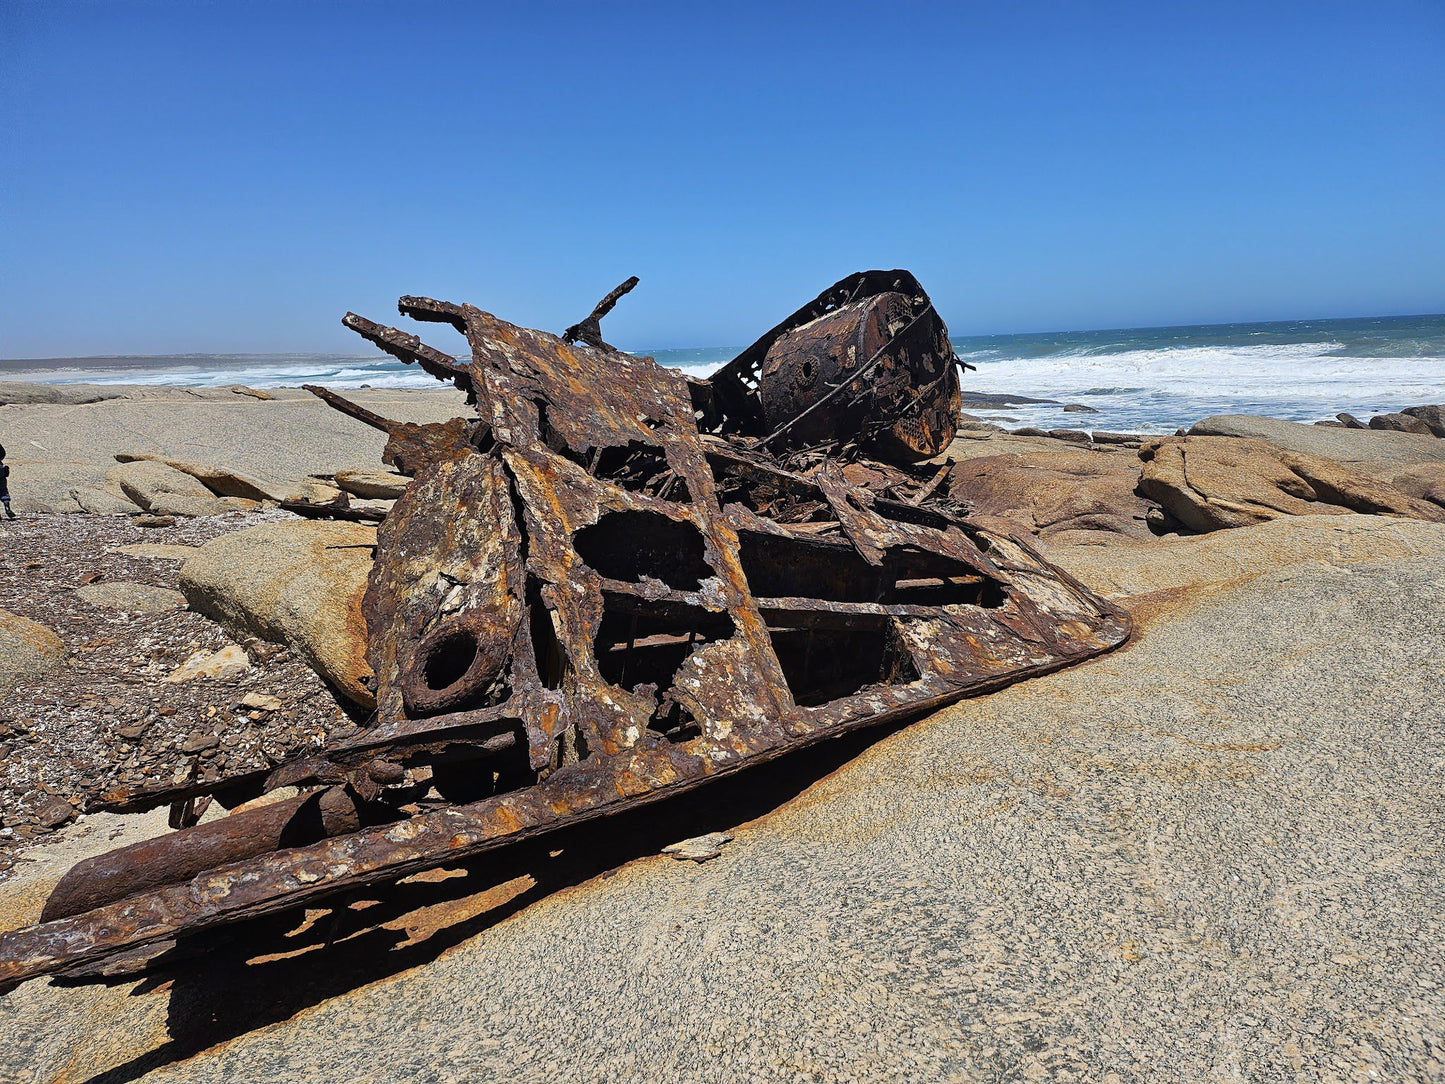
[0,271,1128,993]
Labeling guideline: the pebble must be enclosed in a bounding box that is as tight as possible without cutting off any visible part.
[180,733,219,754]
[33,795,77,829]
[661,831,735,862]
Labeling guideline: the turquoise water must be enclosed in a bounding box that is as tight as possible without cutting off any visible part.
[6,314,1442,435]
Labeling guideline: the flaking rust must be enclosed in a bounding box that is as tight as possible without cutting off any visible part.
[0,271,1128,993]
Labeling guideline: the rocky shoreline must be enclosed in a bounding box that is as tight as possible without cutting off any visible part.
[1,383,1443,1080]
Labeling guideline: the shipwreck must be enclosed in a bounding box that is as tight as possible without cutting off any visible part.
[0,270,1128,992]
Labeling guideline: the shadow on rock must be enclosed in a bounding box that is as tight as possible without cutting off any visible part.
[80,718,912,1084]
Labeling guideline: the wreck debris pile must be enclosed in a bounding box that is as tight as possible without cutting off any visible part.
[0,271,1128,994]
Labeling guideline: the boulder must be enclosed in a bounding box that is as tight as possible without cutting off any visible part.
[179,520,377,707]
[0,609,66,691]
[147,493,230,517]
[1388,463,1445,508]
[1137,436,1445,533]
[956,413,1004,434]
[1368,412,1434,436]
[1336,413,1367,429]
[33,796,77,830]
[333,468,409,501]
[282,480,345,504]
[112,453,281,501]
[947,448,1156,540]
[1188,415,1445,476]
[1402,404,1445,437]
[67,486,139,515]
[1061,403,1098,414]
[75,581,187,613]
[106,460,214,512]
[164,644,251,684]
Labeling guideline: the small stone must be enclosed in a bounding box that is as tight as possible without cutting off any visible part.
[164,644,252,684]
[180,731,220,753]
[34,796,77,830]
[240,692,283,713]
[662,831,735,863]
[133,514,177,528]
[116,722,150,741]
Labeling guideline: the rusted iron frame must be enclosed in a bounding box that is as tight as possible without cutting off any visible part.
[0,587,1123,994]
[0,283,1132,993]
[342,313,475,401]
[562,276,640,350]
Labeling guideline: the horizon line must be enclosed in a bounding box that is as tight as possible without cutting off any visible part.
[3,309,1442,365]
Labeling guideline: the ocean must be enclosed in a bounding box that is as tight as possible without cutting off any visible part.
[4,313,1442,435]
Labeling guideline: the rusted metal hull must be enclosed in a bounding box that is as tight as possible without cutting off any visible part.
[697,269,964,460]
[0,273,1127,994]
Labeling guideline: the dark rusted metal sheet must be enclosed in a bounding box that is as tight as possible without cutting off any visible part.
[696,269,965,461]
[0,273,1127,994]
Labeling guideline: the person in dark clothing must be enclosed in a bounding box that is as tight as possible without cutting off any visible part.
[0,443,14,519]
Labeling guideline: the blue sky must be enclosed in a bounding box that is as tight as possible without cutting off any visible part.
[2,0,1442,357]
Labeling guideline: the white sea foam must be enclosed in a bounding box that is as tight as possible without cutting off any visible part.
[960,340,1445,432]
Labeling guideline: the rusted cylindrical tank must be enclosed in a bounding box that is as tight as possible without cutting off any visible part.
[40,787,363,922]
[757,291,960,460]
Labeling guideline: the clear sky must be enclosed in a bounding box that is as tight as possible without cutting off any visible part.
[2,0,1442,357]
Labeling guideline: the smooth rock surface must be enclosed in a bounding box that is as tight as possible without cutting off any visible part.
[3,518,1441,1082]
[1189,414,1445,475]
[147,493,231,518]
[1388,462,1445,507]
[333,468,408,501]
[179,520,376,706]
[1042,513,1445,599]
[107,460,215,512]
[1138,436,1445,532]
[0,385,459,512]
[946,447,1155,539]
[67,486,140,515]
[74,581,187,613]
[113,453,281,501]
[0,609,66,692]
